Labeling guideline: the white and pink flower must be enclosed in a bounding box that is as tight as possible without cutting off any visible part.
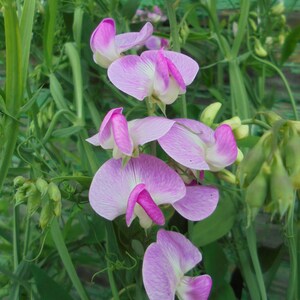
[143,229,212,300]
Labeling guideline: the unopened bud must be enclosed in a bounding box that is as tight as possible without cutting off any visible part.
[249,18,257,31]
[53,200,62,216]
[200,102,222,127]
[48,182,61,202]
[221,116,241,130]
[234,125,249,140]
[237,131,272,187]
[36,178,48,197]
[264,111,281,126]
[254,39,268,57]
[271,2,285,15]
[27,184,41,216]
[245,163,269,223]
[217,169,236,185]
[284,135,300,188]
[14,176,26,187]
[39,201,53,229]
[270,151,294,217]
[236,148,244,164]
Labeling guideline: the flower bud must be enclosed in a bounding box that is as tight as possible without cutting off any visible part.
[221,116,241,130]
[216,169,237,185]
[200,102,222,127]
[270,151,294,217]
[264,111,281,126]
[14,176,26,187]
[53,200,62,217]
[48,182,61,202]
[254,39,268,57]
[36,178,48,197]
[27,184,41,216]
[284,135,300,188]
[237,131,272,187]
[234,125,249,140]
[39,201,53,229]
[249,18,257,32]
[271,2,285,15]
[245,163,269,223]
[236,148,244,164]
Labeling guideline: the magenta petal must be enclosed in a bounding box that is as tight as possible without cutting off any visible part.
[108,55,154,100]
[90,18,119,67]
[176,275,212,300]
[143,243,177,300]
[111,113,133,156]
[145,36,162,50]
[166,57,186,92]
[173,186,219,221]
[99,107,123,149]
[115,22,153,52]
[126,183,146,226]
[137,189,165,225]
[206,124,238,171]
[158,122,210,170]
[153,50,169,94]
[142,50,199,85]
[157,229,201,274]
[128,117,175,146]
[132,155,186,205]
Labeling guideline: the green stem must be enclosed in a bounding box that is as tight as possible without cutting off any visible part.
[242,118,271,130]
[245,225,267,300]
[232,226,260,299]
[252,55,299,120]
[13,205,20,271]
[50,218,89,300]
[22,216,31,259]
[165,0,187,117]
[286,200,298,300]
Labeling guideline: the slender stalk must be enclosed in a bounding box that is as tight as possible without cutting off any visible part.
[242,118,271,130]
[22,217,31,259]
[245,225,267,300]
[13,205,20,271]
[165,0,187,118]
[232,226,260,299]
[285,200,298,300]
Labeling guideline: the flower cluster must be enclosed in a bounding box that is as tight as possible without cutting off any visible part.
[88,17,238,300]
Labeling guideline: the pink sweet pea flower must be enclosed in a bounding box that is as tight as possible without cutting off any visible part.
[158,119,238,171]
[86,107,175,159]
[89,154,186,229]
[143,229,212,300]
[108,50,199,104]
[89,154,219,228]
[90,18,153,68]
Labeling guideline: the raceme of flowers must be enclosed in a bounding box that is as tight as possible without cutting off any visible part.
[88,17,238,300]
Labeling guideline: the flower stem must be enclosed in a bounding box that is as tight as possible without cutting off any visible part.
[165,0,187,118]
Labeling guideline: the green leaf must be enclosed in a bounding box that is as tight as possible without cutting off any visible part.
[31,264,73,300]
[52,125,83,137]
[121,0,140,20]
[191,196,238,246]
[281,25,300,64]
[210,283,236,300]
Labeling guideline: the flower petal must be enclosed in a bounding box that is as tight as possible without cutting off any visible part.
[157,229,202,275]
[90,18,119,67]
[131,155,186,205]
[115,22,153,52]
[173,186,219,221]
[153,50,169,95]
[128,116,175,146]
[111,113,133,156]
[143,243,177,300]
[108,55,155,100]
[176,275,212,300]
[126,183,165,227]
[86,133,100,146]
[158,122,210,170]
[206,124,238,171]
[89,155,185,221]
[142,50,199,85]
[98,107,123,149]
[89,158,135,220]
